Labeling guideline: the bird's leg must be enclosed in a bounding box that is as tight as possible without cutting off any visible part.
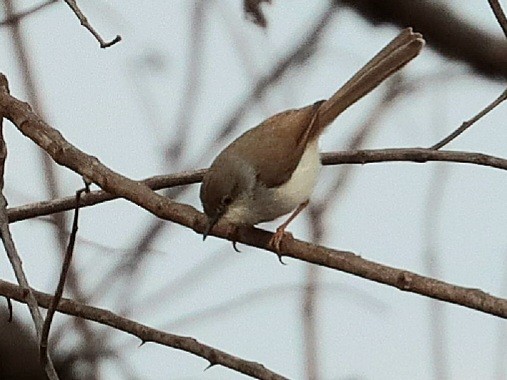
[269,200,309,262]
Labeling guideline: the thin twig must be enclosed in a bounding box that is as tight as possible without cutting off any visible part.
[488,0,507,38]
[63,0,121,48]
[0,74,59,380]
[40,186,87,368]
[0,278,288,380]
[431,88,507,149]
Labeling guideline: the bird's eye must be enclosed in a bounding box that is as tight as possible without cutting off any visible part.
[222,195,233,206]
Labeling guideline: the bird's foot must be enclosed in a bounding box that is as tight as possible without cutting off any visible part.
[228,225,241,252]
[269,227,293,265]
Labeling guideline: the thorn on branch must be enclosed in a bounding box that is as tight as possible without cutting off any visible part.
[204,361,218,371]
[138,339,147,348]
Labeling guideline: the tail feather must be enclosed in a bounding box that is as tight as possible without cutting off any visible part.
[311,28,424,138]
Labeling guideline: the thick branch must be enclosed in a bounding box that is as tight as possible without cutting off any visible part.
[0,279,287,380]
[341,0,507,80]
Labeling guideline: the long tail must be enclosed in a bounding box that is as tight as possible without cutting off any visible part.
[311,28,424,137]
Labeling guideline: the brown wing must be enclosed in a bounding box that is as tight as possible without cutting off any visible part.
[223,100,324,188]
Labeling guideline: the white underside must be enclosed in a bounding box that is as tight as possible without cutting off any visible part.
[274,139,320,210]
[224,140,321,225]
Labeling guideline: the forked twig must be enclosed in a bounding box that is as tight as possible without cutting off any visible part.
[431,88,507,149]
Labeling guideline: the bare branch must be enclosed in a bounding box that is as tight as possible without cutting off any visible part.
[63,0,121,48]
[320,148,507,170]
[488,0,507,38]
[0,279,288,380]
[0,74,59,380]
[431,88,507,149]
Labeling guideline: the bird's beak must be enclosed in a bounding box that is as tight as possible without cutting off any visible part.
[203,214,220,241]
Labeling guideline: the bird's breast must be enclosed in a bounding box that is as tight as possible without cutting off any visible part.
[223,140,321,225]
[273,139,321,210]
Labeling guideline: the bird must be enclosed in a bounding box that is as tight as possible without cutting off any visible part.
[200,28,424,253]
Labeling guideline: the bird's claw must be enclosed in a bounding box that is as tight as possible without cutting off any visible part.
[269,228,293,265]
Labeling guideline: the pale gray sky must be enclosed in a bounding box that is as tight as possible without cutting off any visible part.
[1,1,506,379]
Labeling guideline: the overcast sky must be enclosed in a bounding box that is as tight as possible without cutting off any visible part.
[1,1,507,379]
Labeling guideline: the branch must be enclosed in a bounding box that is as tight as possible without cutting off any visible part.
[0,279,288,380]
[0,75,59,379]
[8,148,507,224]
[488,0,507,38]
[431,88,507,149]
[63,0,121,48]
[340,0,507,80]
[319,148,507,170]
[1,73,506,319]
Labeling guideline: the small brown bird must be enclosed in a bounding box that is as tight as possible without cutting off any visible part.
[200,28,424,251]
